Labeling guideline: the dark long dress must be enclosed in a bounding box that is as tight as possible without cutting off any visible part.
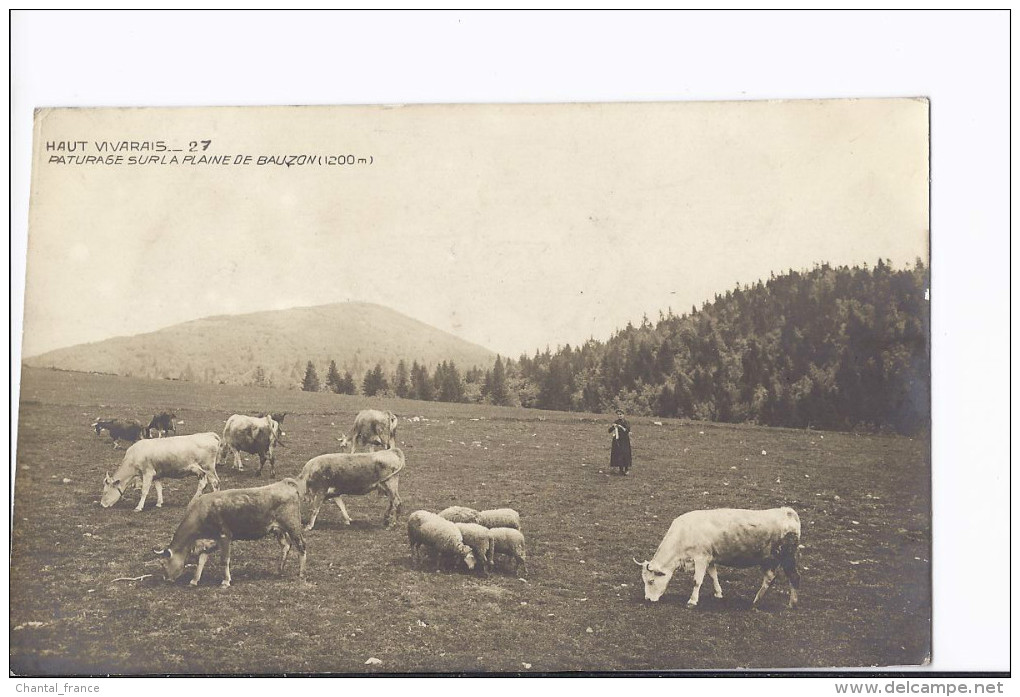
[609,417,632,473]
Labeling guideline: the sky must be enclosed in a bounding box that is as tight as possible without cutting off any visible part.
[22,99,928,359]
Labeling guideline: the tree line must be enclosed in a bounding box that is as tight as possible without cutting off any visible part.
[296,356,501,404]
[274,260,928,435]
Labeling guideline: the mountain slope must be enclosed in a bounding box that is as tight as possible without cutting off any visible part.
[505,260,929,434]
[23,303,497,388]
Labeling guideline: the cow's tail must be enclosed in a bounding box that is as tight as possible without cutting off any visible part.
[206,466,221,492]
[388,411,399,443]
[373,454,406,488]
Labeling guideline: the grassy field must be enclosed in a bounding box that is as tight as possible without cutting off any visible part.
[10,367,930,674]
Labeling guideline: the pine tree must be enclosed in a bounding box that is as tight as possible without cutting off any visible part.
[325,360,343,394]
[394,360,410,398]
[490,355,511,406]
[412,361,434,401]
[301,361,320,392]
[432,361,447,399]
[538,353,574,411]
[340,371,357,395]
[362,369,378,397]
[436,361,465,402]
[374,363,390,394]
[363,362,389,397]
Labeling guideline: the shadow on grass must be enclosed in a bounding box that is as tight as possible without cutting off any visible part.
[651,592,796,614]
[405,556,489,577]
[302,518,391,533]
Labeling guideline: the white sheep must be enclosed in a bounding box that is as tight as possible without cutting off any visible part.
[438,505,480,524]
[407,510,435,563]
[407,510,477,571]
[477,508,521,530]
[489,527,527,576]
[455,522,495,574]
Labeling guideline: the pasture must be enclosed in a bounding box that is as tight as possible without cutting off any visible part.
[11,367,930,674]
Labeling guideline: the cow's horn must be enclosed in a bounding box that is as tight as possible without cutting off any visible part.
[633,557,645,566]
[152,546,166,556]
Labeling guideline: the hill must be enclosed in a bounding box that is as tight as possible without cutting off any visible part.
[502,260,930,434]
[22,302,497,388]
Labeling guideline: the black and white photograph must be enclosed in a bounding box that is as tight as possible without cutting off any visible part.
[9,10,1009,684]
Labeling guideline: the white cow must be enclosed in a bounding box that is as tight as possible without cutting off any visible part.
[297,448,405,529]
[220,414,282,476]
[100,433,221,512]
[636,507,801,609]
[341,409,398,453]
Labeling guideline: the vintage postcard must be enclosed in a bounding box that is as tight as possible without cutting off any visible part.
[12,101,930,674]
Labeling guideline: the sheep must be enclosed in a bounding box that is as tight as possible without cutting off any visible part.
[438,505,480,524]
[407,510,477,572]
[477,508,521,530]
[455,522,495,574]
[489,527,527,576]
[407,510,440,567]
[407,510,430,555]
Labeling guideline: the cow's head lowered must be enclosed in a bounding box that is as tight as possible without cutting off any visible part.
[153,546,187,582]
[635,557,675,602]
[155,539,220,583]
[101,471,127,508]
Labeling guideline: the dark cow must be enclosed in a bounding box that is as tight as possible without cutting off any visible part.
[636,507,802,609]
[147,411,177,438]
[297,448,405,529]
[92,418,146,449]
[341,409,398,453]
[153,479,307,587]
[219,414,282,476]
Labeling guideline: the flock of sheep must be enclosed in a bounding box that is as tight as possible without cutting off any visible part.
[409,507,527,576]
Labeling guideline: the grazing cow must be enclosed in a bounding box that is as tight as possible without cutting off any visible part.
[153,478,307,587]
[100,432,221,512]
[147,411,177,438]
[343,409,399,453]
[219,414,282,476]
[93,418,147,449]
[297,448,405,529]
[636,507,802,609]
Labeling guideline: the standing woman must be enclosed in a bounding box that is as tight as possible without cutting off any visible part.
[608,409,632,475]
